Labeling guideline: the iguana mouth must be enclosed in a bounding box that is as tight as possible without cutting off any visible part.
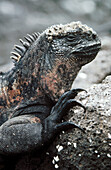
[71,41,101,63]
[72,41,101,54]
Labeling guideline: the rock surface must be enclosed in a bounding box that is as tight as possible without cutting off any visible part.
[4,75,110,170]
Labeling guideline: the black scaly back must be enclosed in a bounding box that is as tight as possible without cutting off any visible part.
[10,32,40,63]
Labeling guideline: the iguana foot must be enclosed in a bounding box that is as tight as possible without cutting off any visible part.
[50,89,86,122]
[43,89,86,140]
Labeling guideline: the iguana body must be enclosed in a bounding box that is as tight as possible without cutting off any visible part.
[0,21,101,155]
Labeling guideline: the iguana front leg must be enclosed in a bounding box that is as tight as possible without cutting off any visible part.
[0,89,85,155]
[43,89,86,142]
[0,114,43,154]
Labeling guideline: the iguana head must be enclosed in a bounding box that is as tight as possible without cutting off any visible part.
[9,21,101,104]
[39,21,101,101]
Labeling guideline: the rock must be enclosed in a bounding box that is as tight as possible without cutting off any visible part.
[10,76,111,170]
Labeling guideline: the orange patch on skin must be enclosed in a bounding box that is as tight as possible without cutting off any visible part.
[32,72,36,77]
[36,88,43,96]
[60,89,65,94]
[15,96,23,101]
[7,88,23,106]
[31,117,41,123]
[40,59,68,100]
[41,74,59,100]
[24,81,29,86]
[0,106,4,109]
[8,89,20,100]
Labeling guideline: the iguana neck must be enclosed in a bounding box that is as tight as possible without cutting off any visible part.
[40,56,81,101]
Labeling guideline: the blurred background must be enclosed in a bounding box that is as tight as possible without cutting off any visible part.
[0,0,111,87]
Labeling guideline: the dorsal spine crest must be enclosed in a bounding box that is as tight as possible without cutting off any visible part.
[10,32,40,63]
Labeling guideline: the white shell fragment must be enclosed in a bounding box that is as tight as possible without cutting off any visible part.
[56,145,63,152]
[73,142,77,148]
[55,164,59,169]
[54,155,59,162]
[108,133,111,139]
[107,153,111,158]
[67,142,71,146]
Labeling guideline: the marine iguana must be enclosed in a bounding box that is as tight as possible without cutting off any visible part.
[0,21,101,155]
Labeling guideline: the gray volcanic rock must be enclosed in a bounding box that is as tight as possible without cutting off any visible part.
[14,76,111,170]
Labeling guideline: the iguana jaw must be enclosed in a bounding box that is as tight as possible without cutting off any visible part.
[71,41,101,66]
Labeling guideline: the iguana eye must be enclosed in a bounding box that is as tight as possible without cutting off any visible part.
[67,35,75,41]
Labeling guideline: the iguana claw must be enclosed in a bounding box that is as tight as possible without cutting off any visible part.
[54,121,85,133]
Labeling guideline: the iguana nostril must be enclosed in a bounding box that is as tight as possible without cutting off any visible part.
[87,31,97,40]
[92,33,97,40]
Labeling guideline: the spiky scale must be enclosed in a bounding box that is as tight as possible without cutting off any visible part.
[10,55,19,62]
[27,34,35,42]
[13,45,26,58]
[19,39,30,49]
[14,45,26,53]
[34,32,40,38]
[11,52,21,60]
[24,36,33,44]
[32,33,37,39]
[13,47,23,56]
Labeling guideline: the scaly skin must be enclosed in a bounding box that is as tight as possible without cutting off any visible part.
[0,21,101,155]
